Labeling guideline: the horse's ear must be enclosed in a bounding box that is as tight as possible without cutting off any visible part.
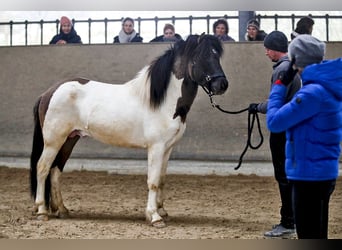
[198,32,206,43]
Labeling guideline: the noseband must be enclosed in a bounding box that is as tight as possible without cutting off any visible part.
[191,61,226,95]
[201,72,226,95]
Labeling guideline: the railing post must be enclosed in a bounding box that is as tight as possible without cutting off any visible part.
[9,21,13,46]
[104,18,108,44]
[40,19,43,45]
[291,14,295,31]
[274,14,278,30]
[137,17,141,36]
[206,15,210,34]
[87,18,91,44]
[55,19,59,35]
[325,14,329,42]
[25,20,28,46]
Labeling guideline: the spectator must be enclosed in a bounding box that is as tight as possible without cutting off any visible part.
[212,18,235,42]
[291,16,315,40]
[150,23,183,43]
[267,34,342,239]
[49,16,82,44]
[248,31,301,238]
[113,17,143,43]
[245,19,267,41]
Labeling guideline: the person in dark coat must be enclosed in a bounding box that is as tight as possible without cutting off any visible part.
[150,23,183,43]
[49,16,82,44]
[248,31,301,238]
[245,19,267,41]
[113,17,143,43]
[212,18,235,42]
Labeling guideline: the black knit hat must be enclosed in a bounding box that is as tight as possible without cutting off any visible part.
[263,31,288,52]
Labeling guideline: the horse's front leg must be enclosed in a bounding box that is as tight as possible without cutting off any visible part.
[146,144,167,228]
[156,146,173,220]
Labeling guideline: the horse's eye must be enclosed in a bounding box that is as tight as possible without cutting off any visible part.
[212,49,217,54]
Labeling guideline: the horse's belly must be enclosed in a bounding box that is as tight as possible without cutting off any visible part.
[88,126,148,148]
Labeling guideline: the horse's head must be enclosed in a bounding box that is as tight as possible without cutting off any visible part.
[183,34,229,95]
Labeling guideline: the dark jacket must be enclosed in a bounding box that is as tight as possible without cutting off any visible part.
[215,34,235,42]
[49,27,82,44]
[113,33,143,43]
[149,33,183,43]
[267,58,342,181]
[246,30,267,41]
[257,55,302,114]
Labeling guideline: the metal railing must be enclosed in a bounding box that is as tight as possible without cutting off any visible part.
[255,13,342,42]
[1,13,342,46]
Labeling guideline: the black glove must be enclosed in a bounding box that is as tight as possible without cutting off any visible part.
[277,58,298,86]
[248,103,259,114]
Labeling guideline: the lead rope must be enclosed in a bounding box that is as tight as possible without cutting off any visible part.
[202,86,264,170]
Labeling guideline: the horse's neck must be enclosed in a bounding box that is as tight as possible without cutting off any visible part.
[168,77,198,123]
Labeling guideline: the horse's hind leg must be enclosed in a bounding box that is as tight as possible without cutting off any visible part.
[35,146,61,220]
[50,168,69,218]
[50,136,80,218]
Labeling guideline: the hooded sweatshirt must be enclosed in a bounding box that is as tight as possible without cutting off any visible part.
[267,58,342,181]
[49,27,82,44]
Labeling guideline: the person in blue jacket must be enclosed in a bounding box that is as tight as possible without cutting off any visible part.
[49,16,82,44]
[267,34,342,239]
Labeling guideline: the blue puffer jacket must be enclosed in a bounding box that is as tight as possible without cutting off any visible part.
[267,58,342,181]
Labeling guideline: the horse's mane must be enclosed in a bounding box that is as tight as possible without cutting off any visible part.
[147,34,223,109]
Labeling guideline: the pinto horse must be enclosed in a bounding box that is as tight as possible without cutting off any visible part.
[30,34,228,227]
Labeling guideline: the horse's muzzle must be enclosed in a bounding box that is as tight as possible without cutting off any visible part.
[210,77,228,95]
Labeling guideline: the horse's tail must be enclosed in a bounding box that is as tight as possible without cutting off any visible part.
[30,96,51,207]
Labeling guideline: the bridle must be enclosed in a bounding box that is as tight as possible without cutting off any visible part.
[191,60,226,95]
[200,72,227,95]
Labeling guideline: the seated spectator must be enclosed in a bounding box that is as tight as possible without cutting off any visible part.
[291,16,314,40]
[49,16,82,44]
[245,19,267,41]
[113,17,143,43]
[150,23,183,42]
[212,18,235,42]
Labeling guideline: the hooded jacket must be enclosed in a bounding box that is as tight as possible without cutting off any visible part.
[49,27,82,44]
[267,58,342,181]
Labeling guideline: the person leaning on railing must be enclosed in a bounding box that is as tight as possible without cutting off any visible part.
[245,19,267,41]
[212,18,235,42]
[113,17,143,43]
[49,16,82,45]
[290,16,315,40]
[149,23,183,43]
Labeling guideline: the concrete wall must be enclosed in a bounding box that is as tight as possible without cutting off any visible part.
[1,42,341,161]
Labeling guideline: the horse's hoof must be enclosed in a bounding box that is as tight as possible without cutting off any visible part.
[37,214,49,221]
[31,206,38,215]
[151,219,166,228]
